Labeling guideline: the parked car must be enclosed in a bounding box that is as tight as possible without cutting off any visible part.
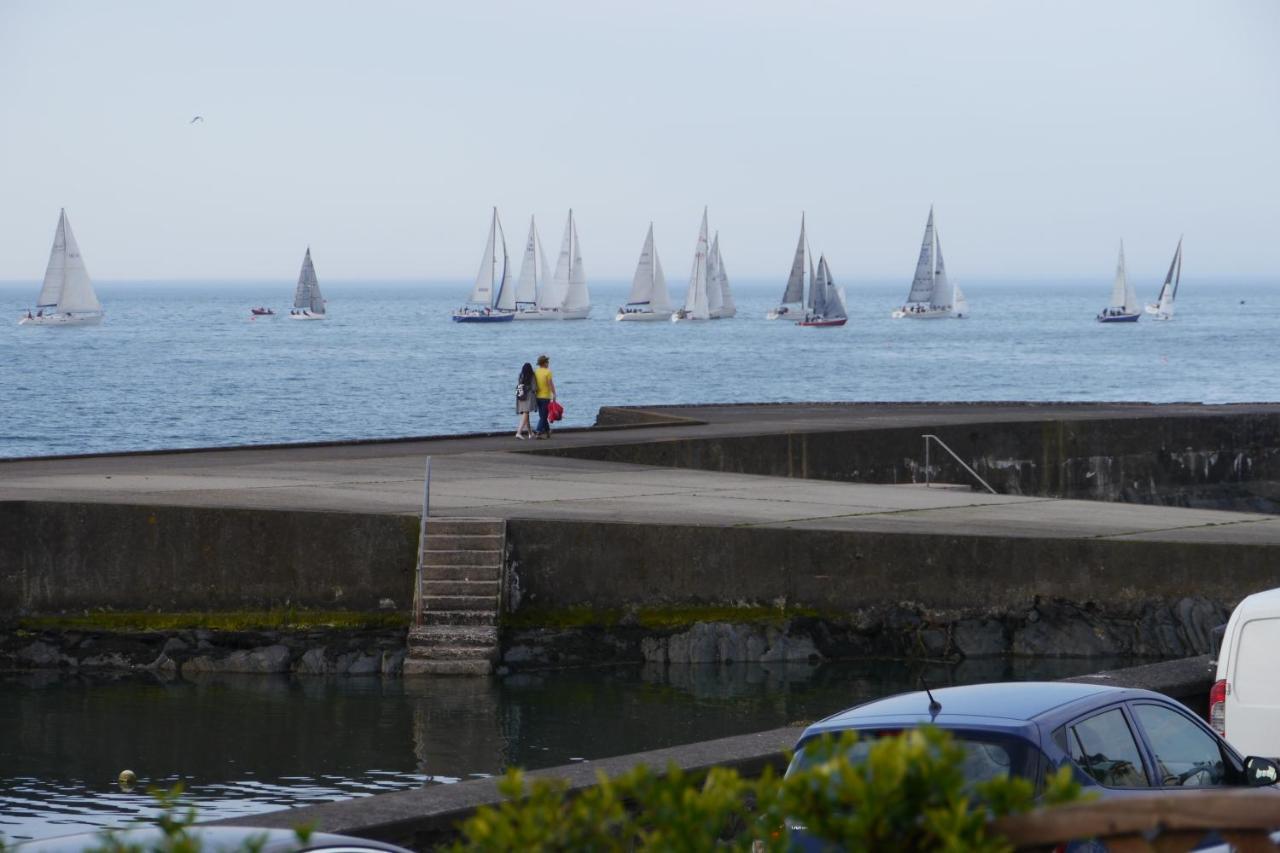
[1212,587,1280,759]
[788,681,1278,798]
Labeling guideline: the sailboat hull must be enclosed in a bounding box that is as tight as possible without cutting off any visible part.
[797,317,847,327]
[1144,303,1174,320]
[709,309,736,320]
[1096,312,1140,323]
[616,308,673,322]
[452,311,514,323]
[894,307,950,319]
[288,312,327,321]
[767,306,801,320]
[513,306,590,320]
[18,312,103,326]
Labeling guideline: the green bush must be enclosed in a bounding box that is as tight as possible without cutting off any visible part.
[451,727,1084,852]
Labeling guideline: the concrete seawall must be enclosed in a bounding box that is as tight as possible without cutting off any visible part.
[0,501,416,614]
[582,405,1280,512]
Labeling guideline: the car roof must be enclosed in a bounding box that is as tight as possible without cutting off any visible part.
[802,681,1129,738]
[1233,587,1280,620]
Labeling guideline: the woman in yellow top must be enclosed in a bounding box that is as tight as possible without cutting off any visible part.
[533,353,557,438]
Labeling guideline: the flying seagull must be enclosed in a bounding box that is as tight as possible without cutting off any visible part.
[189,115,204,124]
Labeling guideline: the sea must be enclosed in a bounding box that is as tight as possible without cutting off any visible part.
[0,277,1276,459]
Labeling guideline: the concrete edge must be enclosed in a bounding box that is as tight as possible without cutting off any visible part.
[203,656,1217,845]
[204,725,802,845]
[0,414,706,466]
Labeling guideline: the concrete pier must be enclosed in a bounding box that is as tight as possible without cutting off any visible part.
[3,402,1279,637]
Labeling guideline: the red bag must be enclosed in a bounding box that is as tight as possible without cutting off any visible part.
[548,400,564,423]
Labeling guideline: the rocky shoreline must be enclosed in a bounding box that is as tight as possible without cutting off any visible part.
[1,596,1227,676]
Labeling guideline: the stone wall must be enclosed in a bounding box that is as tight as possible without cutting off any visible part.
[0,501,417,615]
[576,408,1280,512]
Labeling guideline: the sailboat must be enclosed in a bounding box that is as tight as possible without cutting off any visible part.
[768,213,813,320]
[19,209,103,326]
[672,209,711,322]
[708,233,736,319]
[616,223,672,321]
[518,210,590,320]
[1096,242,1140,323]
[512,216,552,320]
[797,255,848,327]
[287,248,327,320]
[1145,237,1183,321]
[453,207,515,323]
[892,207,963,319]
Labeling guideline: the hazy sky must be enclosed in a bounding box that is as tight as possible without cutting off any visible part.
[1,1,1277,283]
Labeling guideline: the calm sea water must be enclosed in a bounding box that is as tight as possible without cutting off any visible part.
[1,278,1276,459]
[0,657,1134,842]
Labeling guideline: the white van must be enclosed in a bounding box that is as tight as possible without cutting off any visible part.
[1212,588,1280,759]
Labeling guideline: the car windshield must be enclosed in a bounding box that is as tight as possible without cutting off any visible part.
[787,729,1032,787]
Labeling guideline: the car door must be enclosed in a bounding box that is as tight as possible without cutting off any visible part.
[1055,704,1155,794]
[1126,700,1246,790]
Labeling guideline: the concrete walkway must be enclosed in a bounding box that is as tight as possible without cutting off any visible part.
[3,403,1279,546]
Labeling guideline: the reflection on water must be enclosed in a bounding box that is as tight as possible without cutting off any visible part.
[1,656,1133,841]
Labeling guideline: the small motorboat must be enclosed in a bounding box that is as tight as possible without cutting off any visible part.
[251,307,275,316]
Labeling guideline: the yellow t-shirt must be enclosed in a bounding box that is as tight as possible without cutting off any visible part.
[534,367,554,399]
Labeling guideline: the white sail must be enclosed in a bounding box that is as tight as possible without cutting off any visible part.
[563,214,589,311]
[905,208,936,304]
[811,254,829,317]
[681,209,711,319]
[1145,239,1182,319]
[548,210,575,308]
[627,224,658,304]
[953,283,968,318]
[292,248,325,314]
[1108,242,1137,312]
[706,233,725,316]
[36,211,69,308]
[781,214,807,305]
[468,208,502,305]
[38,209,101,314]
[492,212,514,311]
[824,258,847,320]
[515,216,550,308]
[714,234,736,317]
[651,237,670,310]
[930,228,953,308]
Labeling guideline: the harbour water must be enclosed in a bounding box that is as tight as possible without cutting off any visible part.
[0,657,1136,842]
[1,278,1276,459]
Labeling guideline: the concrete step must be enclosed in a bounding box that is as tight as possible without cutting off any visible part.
[425,533,504,552]
[403,658,493,677]
[421,610,498,627]
[421,564,501,582]
[427,518,505,537]
[422,549,503,568]
[409,625,499,645]
[424,594,498,611]
[406,644,499,662]
[422,579,499,598]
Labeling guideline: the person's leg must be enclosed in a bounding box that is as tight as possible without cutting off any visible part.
[518,411,530,437]
[536,399,549,435]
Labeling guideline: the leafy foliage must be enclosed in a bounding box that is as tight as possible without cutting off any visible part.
[451,727,1085,852]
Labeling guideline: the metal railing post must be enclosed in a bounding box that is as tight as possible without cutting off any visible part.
[413,457,432,627]
[920,434,997,495]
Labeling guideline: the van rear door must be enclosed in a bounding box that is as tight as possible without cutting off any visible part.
[1227,616,1280,760]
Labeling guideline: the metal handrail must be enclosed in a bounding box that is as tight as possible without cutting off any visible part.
[412,457,432,627]
[922,434,997,495]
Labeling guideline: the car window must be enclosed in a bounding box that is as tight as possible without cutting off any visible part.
[787,730,1024,786]
[1068,708,1148,788]
[1131,703,1228,787]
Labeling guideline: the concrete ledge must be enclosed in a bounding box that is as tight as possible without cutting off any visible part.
[1066,654,1215,714]
[206,725,801,848]
[205,655,1218,846]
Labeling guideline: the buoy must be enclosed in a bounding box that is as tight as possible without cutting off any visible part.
[118,769,137,789]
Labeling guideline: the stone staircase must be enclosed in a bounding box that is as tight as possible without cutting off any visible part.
[404,517,504,676]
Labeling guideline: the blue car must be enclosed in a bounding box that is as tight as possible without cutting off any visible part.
[789,681,1279,800]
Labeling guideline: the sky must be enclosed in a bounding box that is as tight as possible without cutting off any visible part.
[1,0,1278,283]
